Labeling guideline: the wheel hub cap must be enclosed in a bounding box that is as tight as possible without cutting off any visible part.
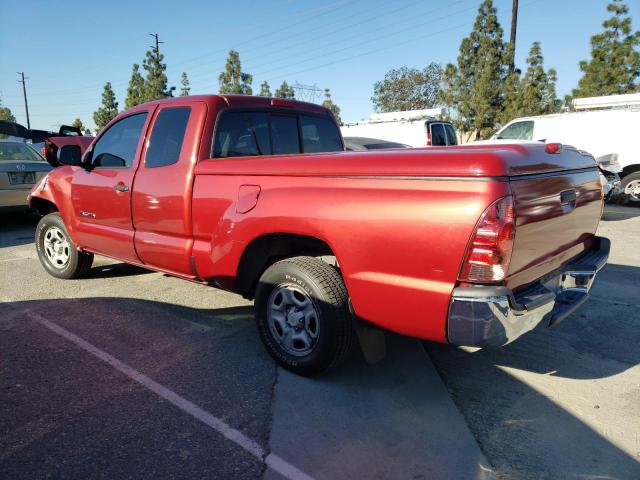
[43,226,70,269]
[267,285,320,356]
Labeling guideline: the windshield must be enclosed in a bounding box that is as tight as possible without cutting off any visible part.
[0,142,44,162]
[496,121,534,140]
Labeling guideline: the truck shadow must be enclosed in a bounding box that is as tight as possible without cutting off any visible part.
[3,290,639,479]
[0,210,38,248]
[83,262,154,279]
[602,203,640,222]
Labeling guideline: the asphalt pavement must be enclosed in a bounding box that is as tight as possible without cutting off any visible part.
[1,205,639,479]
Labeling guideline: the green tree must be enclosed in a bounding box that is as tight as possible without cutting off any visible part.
[501,42,560,123]
[125,64,146,109]
[371,63,443,112]
[274,81,295,99]
[440,0,510,139]
[321,88,342,125]
[143,45,174,101]
[218,50,253,95]
[258,81,272,97]
[93,82,119,130]
[520,42,559,115]
[573,0,640,97]
[180,72,191,97]
[0,95,16,122]
[71,118,85,132]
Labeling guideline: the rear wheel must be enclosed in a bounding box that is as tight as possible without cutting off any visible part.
[255,256,354,376]
[36,213,93,279]
[622,172,640,203]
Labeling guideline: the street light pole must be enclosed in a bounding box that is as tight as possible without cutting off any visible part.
[17,72,31,129]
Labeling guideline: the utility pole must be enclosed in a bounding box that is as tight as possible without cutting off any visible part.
[510,0,519,71]
[149,33,164,59]
[17,72,31,129]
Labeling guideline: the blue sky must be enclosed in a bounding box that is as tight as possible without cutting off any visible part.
[1,0,638,130]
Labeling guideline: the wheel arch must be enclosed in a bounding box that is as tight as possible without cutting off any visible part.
[235,233,337,299]
[30,196,58,216]
[622,164,640,178]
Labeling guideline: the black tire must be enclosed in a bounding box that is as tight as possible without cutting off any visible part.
[621,172,640,204]
[35,212,93,279]
[255,256,354,376]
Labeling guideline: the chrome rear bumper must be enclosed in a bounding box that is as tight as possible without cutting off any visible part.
[447,237,610,347]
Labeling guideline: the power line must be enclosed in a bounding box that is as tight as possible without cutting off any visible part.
[16,72,30,129]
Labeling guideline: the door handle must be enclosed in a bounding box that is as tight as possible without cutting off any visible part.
[113,183,129,192]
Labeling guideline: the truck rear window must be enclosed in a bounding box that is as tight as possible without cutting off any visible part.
[212,110,342,158]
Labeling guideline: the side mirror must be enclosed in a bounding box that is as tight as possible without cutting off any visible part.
[57,145,82,166]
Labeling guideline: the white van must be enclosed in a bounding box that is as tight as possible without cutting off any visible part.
[341,109,458,148]
[493,108,640,202]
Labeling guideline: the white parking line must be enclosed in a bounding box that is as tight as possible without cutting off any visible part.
[2,303,313,480]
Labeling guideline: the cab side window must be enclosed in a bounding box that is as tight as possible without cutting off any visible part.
[146,108,191,168]
[92,113,148,168]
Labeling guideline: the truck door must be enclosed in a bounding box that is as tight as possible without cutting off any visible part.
[70,111,152,263]
[131,101,206,276]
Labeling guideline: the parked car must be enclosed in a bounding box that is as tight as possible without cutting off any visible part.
[341,109,458,147]
[30,94,609,376]
[344,137,409,151]
[0,140,51,211]
[0,120,85,156]
[492,108,640,202]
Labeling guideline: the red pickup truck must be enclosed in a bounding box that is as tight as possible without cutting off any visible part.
[29,95,609,376]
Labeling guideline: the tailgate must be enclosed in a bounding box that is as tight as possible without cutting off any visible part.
[506,163,602,290]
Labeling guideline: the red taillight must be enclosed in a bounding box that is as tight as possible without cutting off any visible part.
[41,147,46,157]
[459,196,515,283]
[426,131,432,146]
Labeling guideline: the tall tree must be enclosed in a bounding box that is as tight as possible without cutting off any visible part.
[180,72,191,97]
[143,45,174,101]
[258,81,272,97]
[274,81,295,99]
[441,0,510,139]
[71,118,86,132]
[321,88,342,125]
[125,64,146,109]
[218,50,253,95]
[93,82,119,130]
[572,0,640,97]
[0,95,16,122]
[501,42,560,123]
[371,64,443,112]
[519,42,559,115]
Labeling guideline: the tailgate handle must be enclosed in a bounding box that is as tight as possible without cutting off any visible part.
[560,189,577,213]
[560,190,576,205]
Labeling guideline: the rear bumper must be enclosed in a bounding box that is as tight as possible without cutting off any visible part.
[0,188,30,208]
[447,236,610,347]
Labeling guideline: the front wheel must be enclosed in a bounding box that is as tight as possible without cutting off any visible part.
[36,213,93,279]
[622,172,640,203]
[255,256,354,376]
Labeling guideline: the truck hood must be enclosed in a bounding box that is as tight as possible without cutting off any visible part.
[195,143,596,178]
